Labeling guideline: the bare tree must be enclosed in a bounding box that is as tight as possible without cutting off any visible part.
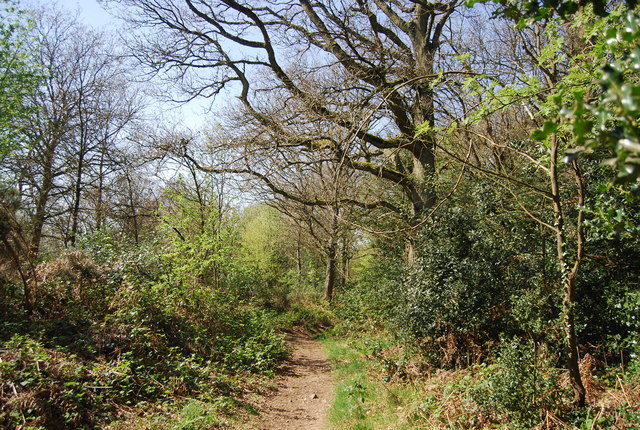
[104,0,471,261]
[13,6,141,258]
[272,158,361,301]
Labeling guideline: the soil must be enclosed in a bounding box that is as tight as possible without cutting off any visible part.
[247,333,333,430]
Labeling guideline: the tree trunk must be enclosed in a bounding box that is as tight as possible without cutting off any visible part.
[324,241,337,302]
[95,150,105,230]
[549,137,586,407]
[296,229,303,278]
[70,150,85,246]
[324,205,339,301]
[29,142,56,260]
[405,237,418,267]
[340,237,350,288]
[2,236,33,315]
[402,4,447,263]
[124,172,139,245]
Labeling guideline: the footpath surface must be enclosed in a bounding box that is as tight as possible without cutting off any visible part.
[248,333,333,430]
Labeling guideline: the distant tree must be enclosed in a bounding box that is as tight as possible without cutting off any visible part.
[10,6,141,259]
[271,160,361,301]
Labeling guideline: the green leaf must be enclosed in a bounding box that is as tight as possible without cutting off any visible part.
[531,121,559,141]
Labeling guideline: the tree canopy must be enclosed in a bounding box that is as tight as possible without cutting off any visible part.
[0,0,40,157]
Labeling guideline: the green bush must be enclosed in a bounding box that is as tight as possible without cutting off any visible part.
[0,279,22,320]
[576,246,640,360]
[473,337,561,428]
[0,335,100,429]
[273,302,334,333]
[397,198,550,367]
[0,215,291,428]
[215,309,289,373]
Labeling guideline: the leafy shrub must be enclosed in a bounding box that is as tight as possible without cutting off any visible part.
[35,250,113,321]
[0,335,101,429]
[397,199,549,367]
[215,309,289,373]
[0,285,288,428]
[283,268,324,304]
[0,278,22,320]
[473,337,561,428]
[101,278,289,373]
[576,227,640,360]
[0,331,250,429]
[273,302,334,333]
[0,217,290,428]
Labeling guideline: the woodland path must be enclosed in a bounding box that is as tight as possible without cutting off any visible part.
[247,333,334,430]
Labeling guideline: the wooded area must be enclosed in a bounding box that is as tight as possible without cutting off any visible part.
[1,0,639,428]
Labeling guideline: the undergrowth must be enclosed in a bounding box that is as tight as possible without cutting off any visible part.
[273,302,335,334]
[0,244,292,429]
[323,330,640,429]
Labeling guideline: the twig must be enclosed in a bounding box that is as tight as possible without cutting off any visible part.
[616,375,631,405]
[545,410,570,428]
[590,406,604,430]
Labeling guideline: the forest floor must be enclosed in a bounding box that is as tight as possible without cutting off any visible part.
[246,333,334,430]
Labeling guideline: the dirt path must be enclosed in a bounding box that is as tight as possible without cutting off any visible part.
[249,333,333,430]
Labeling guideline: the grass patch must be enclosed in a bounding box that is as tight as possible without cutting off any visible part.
[322,331,640,429]
[323,333,436,430]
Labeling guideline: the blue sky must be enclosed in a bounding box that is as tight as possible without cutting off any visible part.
[28,0,115,29]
